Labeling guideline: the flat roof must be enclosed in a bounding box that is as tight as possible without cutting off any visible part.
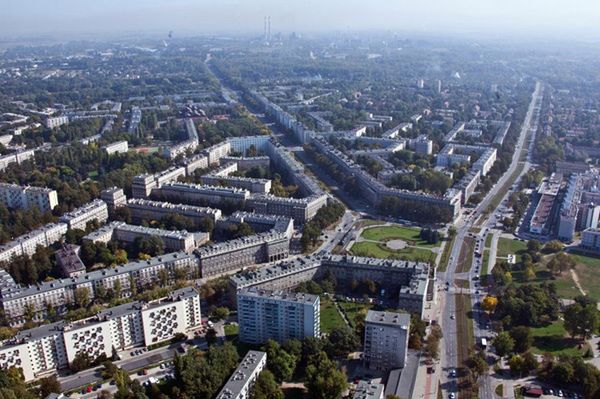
[365,310,411,327]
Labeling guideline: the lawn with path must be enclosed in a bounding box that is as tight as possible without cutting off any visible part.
[361,225,442,248]
[350,241,436,262]
[320,296,346,333]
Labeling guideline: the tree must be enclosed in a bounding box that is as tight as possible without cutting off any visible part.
[101,360,119,379]
[71,352,93,372]
[564,303,600,340]
[425,335,440,361]
[211,306,230,321]
[305,352,347,399]
[252,370,284,399]
[135,235,164,257]
[465,350,488,379]
[265,340,296,382]
[74,286,90,308]
[508,354,525,377]
[509,326,533,353]
[324,326,359,358]
[493,332,515,357]
[206,328,218,346]
[543,240,564,254]
[39,375,61,397]
[527,240,542,254]
[481,296,498,313]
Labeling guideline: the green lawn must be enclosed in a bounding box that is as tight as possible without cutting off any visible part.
[496,238,527,258]
[350,241,436,263]
[337,301,373,328]
[556,252,600,301]
[360,225,441,248]
[530,320,581,356]
[438,236,456,272]
[481,249,490,275]
[485,235,493,248]
[320,297,346,333]
[224,324,239,339]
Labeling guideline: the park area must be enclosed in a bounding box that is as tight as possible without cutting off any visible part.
[350,224,441,263]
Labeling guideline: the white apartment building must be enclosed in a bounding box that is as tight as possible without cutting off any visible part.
[100,187,127,212]
[45,116,69,129]
[0,287,201,382]
[216,351,267,399]
[127,198,222,225]
[0,182,58,212]
[1,252,199,326]
[103,140,129,155]
[59,199,108,231]
[83,221,208,253]
[363,310,410,371]
[237,289,320,345]
[0,223,68,263]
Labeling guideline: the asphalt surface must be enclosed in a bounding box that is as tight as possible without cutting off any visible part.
[438,82,543,399]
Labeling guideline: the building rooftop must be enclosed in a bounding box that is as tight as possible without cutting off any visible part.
[354,381,385,399]
[365,310,410,327]
[238,288,319,305]
[216,351,267,399]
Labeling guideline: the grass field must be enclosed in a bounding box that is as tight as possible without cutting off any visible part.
[456,294,475,399]
[350,241,436,262]
[456,237,475,273]
[530,320,581,356]
[481,250,490,275]
[361,225,441,248]
[320,297,346,333]
[224,324,239,340]
[438,236,456,272]
[338,301,373,328]
[485,235,493,248]
[496,238,527,258]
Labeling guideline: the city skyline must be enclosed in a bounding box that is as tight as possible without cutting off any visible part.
[2,0,600,43]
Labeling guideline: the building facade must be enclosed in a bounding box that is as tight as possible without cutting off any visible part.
[237,289,320,344]
[363,310,410,371]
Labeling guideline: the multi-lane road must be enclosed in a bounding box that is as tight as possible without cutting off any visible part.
[438,81,543,399]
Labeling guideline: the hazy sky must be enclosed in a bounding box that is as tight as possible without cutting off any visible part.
[2,0,600,41]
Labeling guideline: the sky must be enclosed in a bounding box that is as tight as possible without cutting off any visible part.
[2,0,600,41]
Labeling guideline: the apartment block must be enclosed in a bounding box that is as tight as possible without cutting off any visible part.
[0,182,58,212]
[581,228,600,252]
[216,351,267,399]
[0,252,198,326]
[127,198,222,225]
[0,223,68,263]
[155,182,250,207]
[0,288,201,381]
[103,140,129,155]
[237,289,320,344]
[100,187,127,213]
[45,116,69,129]
[59,200,108,231]
[363,310,410,371]
[83,221,208,253]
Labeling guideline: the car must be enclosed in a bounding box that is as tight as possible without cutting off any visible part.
[450,315,455,319]
[449,369,456,377]
[475,290,480,294]
[110,380,116,386]
[159,363,165,369]
[87,386,93,393]
[449,393,455,399]
[558,390,564,397]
